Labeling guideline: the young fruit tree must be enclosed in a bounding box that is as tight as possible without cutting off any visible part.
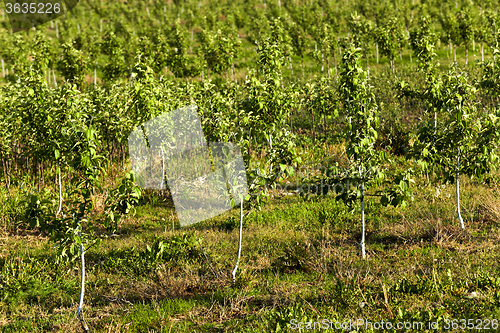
[409,14,437,73]
[47,119,106,332]
[348,12,373,77]
[456,7,474,67]
[413,66,500,229]
[374,17,406,73]
[326,46,413,258]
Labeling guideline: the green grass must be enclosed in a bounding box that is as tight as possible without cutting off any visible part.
[1,164,500,331]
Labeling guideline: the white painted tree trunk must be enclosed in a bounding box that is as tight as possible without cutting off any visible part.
[77,222,89,331]
[56,168,62,217]
[160,147,165,189]
[376,43,379,64]
[456,148,465,229]
[231,202,244,281]
[366,53,369,79]
[359,165,366,258]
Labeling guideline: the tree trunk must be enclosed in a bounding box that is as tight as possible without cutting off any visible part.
[333,51,338,77]
[456,147,465,229]
[56,167,62,217]
[359,165,366,258]
[376,43,379,64]
[160,147,166,190]
[77,220,90,331]
[366,53,369,79]
[2,158,9,194]
[326,57,330,79]
[312,106,315,142]
[121,143,125,168]
[465,47,468,67]
[37,159,41,193]
[231,202,244,281]
[42,160,45,188]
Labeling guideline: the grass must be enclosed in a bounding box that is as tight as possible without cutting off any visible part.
[1,161,500,332]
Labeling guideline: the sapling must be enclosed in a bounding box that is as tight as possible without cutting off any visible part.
[348,12,373,78]
[337,46,382,258]
[456,8,474,67]
[374,18,406,73]
[409,15,437,74]
[415,66,500,229]
[49,123,105,331]
[322,46,414,258]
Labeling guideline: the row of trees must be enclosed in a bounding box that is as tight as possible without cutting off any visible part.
[7,36,499,263]
[2,0,500,85]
